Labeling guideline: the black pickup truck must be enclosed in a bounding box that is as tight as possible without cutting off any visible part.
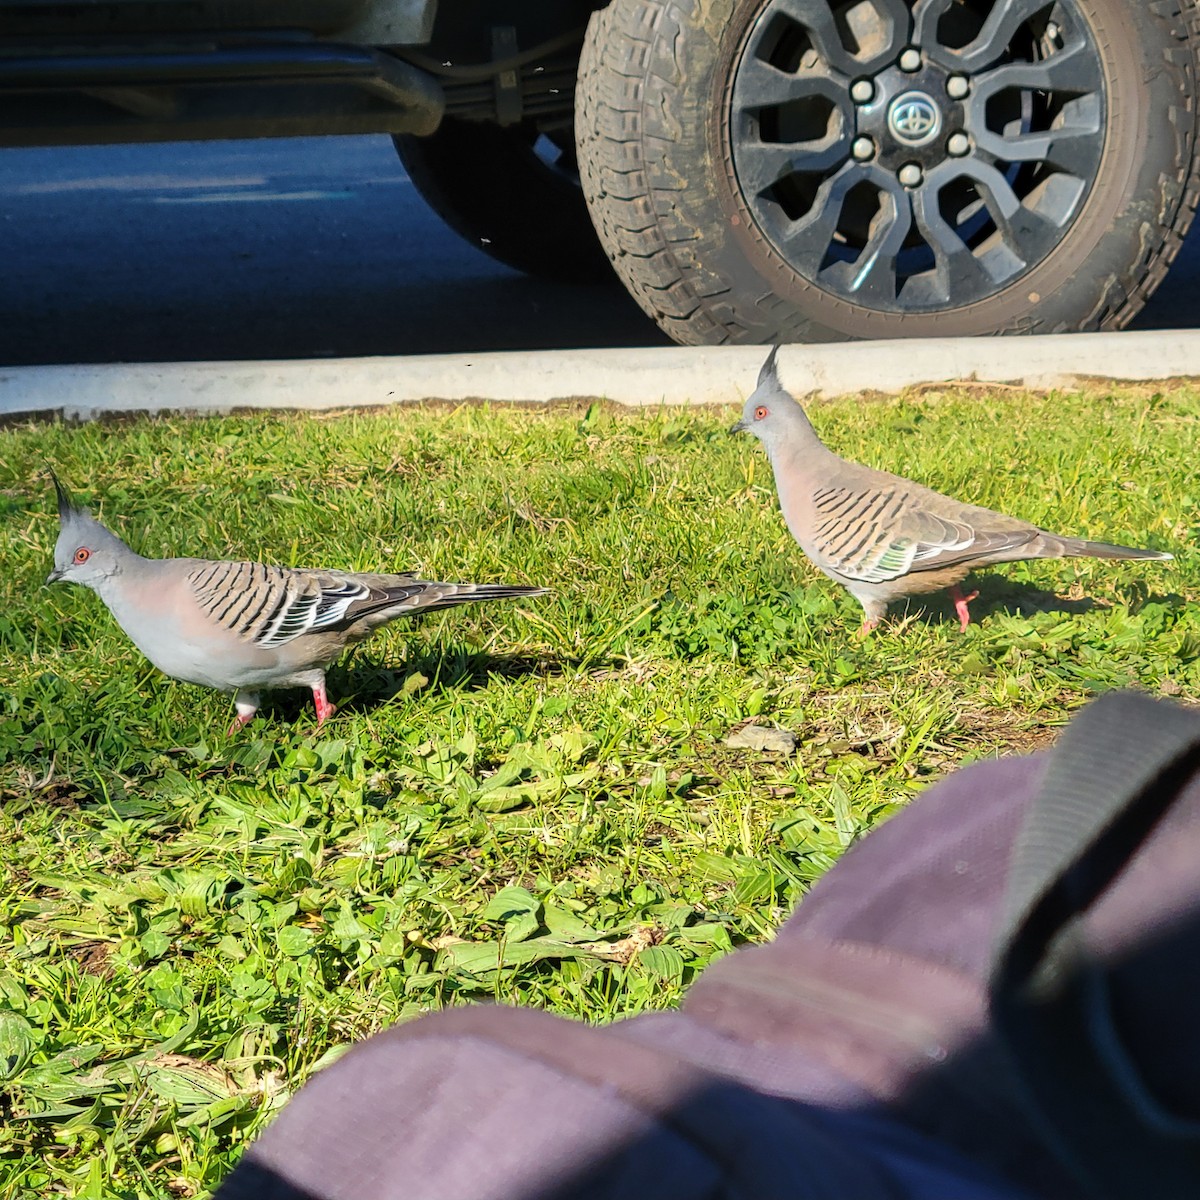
[3,0,1198,345]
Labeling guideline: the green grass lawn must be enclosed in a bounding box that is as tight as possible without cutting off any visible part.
[1,385,1197,1197]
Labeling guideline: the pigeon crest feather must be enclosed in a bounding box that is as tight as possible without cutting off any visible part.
[48,471,138,589]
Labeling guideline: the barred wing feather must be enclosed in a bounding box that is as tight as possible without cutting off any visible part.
[188,563,419,648]
[812,487,1038,583]
[259,575,372,647]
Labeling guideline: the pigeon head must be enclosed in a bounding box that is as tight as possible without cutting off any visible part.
[46,472,133,589]
[730,346,821,454]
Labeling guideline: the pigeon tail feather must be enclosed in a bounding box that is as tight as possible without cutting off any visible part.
[412,584,549,613]
[1045,536,1173,562]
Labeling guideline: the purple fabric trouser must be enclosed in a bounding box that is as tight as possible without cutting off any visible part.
[216,693,1200,1200]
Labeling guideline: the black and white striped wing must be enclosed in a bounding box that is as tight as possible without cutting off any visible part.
[258,574,373,646]
[187,562,385,648]
[811,486,1036,583]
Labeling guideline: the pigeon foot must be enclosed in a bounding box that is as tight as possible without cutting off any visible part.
[227,712,254,736]
[311,681,337,727]
[950,585,980,633]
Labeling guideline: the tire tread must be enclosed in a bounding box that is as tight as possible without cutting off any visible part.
[575,0,1200,344]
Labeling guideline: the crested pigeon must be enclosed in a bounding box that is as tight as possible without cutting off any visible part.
[45,474,547,733]
[732,348,1172,634]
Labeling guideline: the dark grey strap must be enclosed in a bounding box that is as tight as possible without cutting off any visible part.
[990,691,1200,1197]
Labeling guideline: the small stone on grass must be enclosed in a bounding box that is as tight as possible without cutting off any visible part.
[724,724,797,755]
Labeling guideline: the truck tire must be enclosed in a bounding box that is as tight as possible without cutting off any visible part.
[395,118,613,284]
[575,0,1200,344]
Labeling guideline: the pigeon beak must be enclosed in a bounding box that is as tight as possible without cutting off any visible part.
[45,568,63,585]
[729,418,748,435]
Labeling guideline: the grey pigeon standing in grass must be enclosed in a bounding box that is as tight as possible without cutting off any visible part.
[732,348,1172,634]
[45,473,546,733]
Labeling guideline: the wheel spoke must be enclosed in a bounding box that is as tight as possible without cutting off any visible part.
[967,38,1104,178]
[974,123,1101,177]
[973,38,1103,98]
[771,0,860,75]
[1040,126,1104,177]
[911,0,956,47]
[911,187,997,301]
[778,163,860,273]
[859,0,914,70]
[835,182,913,305]
[733,57,850,111]
[952,0,1056,74]
[737,137,849,195]
[761,0,913,73]
[956,159,1063,260]
[991,199,1062,263]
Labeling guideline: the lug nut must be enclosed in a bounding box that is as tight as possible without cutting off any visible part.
[898,162,924,187]
[851,136,876,161]
[899,48,922,72]
[850,78,875,104]
[946,75,970,100]
[947,132,971,157]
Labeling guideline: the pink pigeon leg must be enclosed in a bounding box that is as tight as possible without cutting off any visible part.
[857,599,887,637]
[228,689,260,736]
[311,680,338,727]
[949,584,980,633]
[228,712,253,736]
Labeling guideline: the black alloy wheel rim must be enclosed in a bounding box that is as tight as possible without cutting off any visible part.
[729,0,1107,312]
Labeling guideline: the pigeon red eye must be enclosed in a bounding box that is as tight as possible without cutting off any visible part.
[754,406,768,420]
[73,547,90,564]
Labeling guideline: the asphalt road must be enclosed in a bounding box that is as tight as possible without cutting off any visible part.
[2,134,1198,366]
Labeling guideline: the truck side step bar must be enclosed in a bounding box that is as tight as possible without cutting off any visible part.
[0,40,445,145]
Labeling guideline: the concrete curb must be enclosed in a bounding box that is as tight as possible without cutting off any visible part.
[3,330,1200,419]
